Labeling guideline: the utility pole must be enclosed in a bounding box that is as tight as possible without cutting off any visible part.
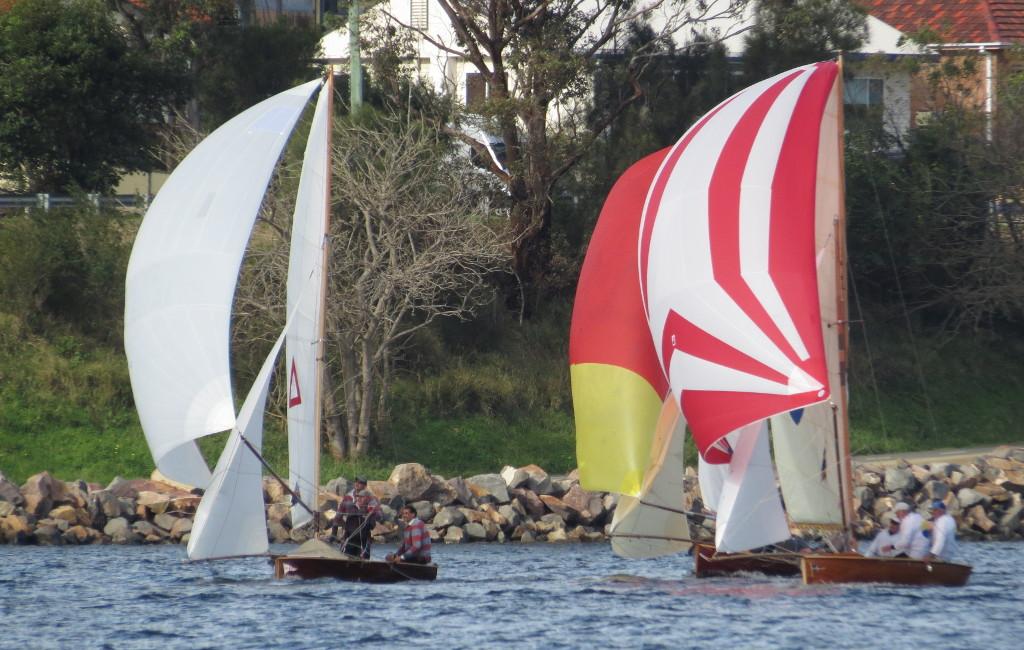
[349,0,362,111]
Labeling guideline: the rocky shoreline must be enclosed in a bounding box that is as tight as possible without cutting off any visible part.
[2,446,1023,547]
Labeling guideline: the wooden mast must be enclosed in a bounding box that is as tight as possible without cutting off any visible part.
[312,69,334,536]
[833,57,857,549]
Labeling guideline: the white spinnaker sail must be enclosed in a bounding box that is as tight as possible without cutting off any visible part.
[187,327,288,560]
[770,75,845,527]
[713,420,791,553]
[125,80,322,488]
[286,81,331,530]
[610,398,691,559]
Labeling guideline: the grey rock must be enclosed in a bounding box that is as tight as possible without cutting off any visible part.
[853,486,874,511]
[0,472,25,506]
[500,466,529,490]
[432,506,466,528]
[443,526,465,544]
[34,524,63,545]
[884,467,917,493]
[324,477,351,497]
[925,480,950,500]
[446,477,477,508]
[464,522,487,541]
[0,502,15,517]
[410,500,434,521]
[957,488,986,509]
[103,517,134,544]
[466,474,510,504]
[520,465,553,495]
[389,463,433,502]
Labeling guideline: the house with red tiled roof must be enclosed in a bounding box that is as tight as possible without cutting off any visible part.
[856,1,1024,138]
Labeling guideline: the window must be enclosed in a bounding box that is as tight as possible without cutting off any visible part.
[411,0,428,29]
[844,78,884,107]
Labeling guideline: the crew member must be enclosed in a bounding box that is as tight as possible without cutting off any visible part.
[862,514,901,558]
[929,500,958,561]
[387,504,432,565]
[884,501,929,559]
[334,477,380,559]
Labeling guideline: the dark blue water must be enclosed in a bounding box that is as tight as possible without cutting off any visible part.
[1,541,1020,649]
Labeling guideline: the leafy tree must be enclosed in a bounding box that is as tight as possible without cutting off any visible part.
[742,0,867,82]
[110,0,322,131]
[371,0,749,311]
[0,0,189,192]
[845,56,1024,337]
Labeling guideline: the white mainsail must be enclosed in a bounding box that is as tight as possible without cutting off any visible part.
[187,327,288,560]
[610,398,690,559]
[125,79,323,488]
[286,80,332,530]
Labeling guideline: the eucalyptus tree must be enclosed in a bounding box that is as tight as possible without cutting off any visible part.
[369,0,750,309]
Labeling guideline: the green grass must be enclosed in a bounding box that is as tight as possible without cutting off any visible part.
[2,304,1023,486]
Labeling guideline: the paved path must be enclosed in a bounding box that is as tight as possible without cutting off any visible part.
[853,443,1024,468]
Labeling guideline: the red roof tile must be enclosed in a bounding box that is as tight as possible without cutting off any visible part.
[859,0,1024,43]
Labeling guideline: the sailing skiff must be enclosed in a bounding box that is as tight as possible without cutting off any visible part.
[569,60,971,586]
[125,71,437,582]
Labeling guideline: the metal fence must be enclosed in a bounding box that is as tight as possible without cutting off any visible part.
[0,194,147,213]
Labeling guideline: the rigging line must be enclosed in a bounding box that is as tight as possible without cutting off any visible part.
[868,171,939,437]
[848,263,890,443]
[610,533,697,544]
[237,433,317,518]
[637,500,716,520]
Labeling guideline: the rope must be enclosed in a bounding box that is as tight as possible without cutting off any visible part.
[868,172,939,437]
[849,265,890,444]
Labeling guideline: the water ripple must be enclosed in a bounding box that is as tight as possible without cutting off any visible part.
[1,542,1022,649]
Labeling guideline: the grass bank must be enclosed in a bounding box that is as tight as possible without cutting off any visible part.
[1,300,1022,486]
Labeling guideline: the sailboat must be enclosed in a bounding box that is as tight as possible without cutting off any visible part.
[570,60,971,587]
[124,72,436,583]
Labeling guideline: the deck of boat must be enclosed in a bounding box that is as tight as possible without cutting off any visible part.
[271,539,437,583]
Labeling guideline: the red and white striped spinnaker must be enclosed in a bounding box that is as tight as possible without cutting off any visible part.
[639,62,840,465]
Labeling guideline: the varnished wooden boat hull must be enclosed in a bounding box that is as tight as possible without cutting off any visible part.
[272,555,438,583]
[800,554,971,586]
[693,542,802,578]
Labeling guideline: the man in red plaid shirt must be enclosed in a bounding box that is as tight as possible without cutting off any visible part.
[387,505,432,564]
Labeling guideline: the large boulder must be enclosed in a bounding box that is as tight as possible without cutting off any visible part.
[389,463,433,502]
[0,472,24,507]
[34,523,63,545]
[323,477,351,497]
[446,477,477,508]
[467,474,510,504]
[539,495,574,522]
[421,476,457,507]
[367,481,400,506]
[433,506,466,528]
[103,517,135,544]
[520,465,553,495]
[511,488,546,519]
[500,466,529,490]
[21,471,65,517]
[560,485,604,525]
[443,526,465,544]
[410,500,435,521]
[884,466,917,493]
[0,515,33,544]
[464,522,488,541]
[48,505,90,528]
[0,502,15,517]
[63,525,102,545]
[957,488,986,509]
[170,517,193,541]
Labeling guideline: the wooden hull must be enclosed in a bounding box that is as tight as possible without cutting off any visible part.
[800,554,971,587]
[272,555,438,583]
[693,542,802,578]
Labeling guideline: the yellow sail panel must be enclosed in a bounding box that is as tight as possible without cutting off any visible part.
[572,363,664,495]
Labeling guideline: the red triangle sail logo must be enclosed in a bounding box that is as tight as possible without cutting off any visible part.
[288,358,302,408]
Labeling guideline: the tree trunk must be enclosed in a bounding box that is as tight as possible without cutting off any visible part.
[355,337,374,457]
[320,367,346,459]
[340,346,360,457]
